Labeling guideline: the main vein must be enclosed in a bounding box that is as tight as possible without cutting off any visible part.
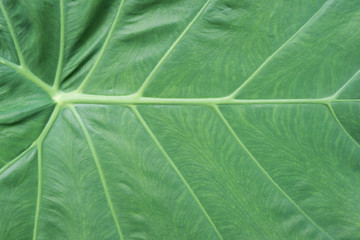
[77,0,126,92]
[135,0,213,97]
[60,92,352,105]
[213,106,335,240]
[227,0,335,99]
[54,0,65,91]
[70,106,124,240]
[131,105,224,240]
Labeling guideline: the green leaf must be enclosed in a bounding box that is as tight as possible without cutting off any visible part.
[1,0,359,239]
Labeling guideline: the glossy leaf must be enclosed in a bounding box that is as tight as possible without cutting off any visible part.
[1,0,360,239]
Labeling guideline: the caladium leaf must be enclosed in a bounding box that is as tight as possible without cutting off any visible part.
[0,0,359,239]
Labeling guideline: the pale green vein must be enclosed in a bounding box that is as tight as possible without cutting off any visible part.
[227,0,335,99]
[0,56,18,70]
[131,105,224,240]
[16,63,56,97]
[54,0,65,91]
[77,0,126,92]
[32,105,61,240]
[0,143,35,175]
[0,0,25,66]
[0,57,55,97]
[135,0,213,97]
[331,69,360,99]
[70,106,124,240]
[326,104,360,149]
[213,105,335,240]
[0,105,61,177]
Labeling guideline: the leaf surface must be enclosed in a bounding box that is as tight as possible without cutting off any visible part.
[1,0,360,239]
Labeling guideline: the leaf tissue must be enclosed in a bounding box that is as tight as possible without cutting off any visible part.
[0,0,359,239]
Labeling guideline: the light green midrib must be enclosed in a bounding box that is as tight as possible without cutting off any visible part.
[70,106,124,240]
[131,105,224,240]
[57,92,359,105]
[213,106,335,240]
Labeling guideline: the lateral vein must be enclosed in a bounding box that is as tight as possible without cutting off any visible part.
[227,0,335,99]
[213,105,335,240]
[70,106,124,240]
[131,105,224,240]
[77,0,126,92]
[331,69,360,99]
[135,0,213,97]
[0,55,54,96]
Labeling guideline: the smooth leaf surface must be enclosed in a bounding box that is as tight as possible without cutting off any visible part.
[1,0,360,239]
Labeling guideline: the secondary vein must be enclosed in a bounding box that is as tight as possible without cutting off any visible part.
[131,105,224,240]
[135,0,214,97]
[70,106,124,240]
[227,0,335,99]
[213,105,335,240]
[77,0,126,92]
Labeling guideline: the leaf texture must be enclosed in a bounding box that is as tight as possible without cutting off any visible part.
[0,0,360,239]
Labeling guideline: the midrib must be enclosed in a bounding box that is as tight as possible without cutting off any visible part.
[56,92,359,106]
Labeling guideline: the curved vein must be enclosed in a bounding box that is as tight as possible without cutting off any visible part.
[131,105,224,240]
[213,105,334,240]
[70,106,124,240]
[227,0,335,99]
[326,103,360,149]
[0,0,25,66]
[135,0,213,97]
[77,0,126,92]
[54,0,65,91]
